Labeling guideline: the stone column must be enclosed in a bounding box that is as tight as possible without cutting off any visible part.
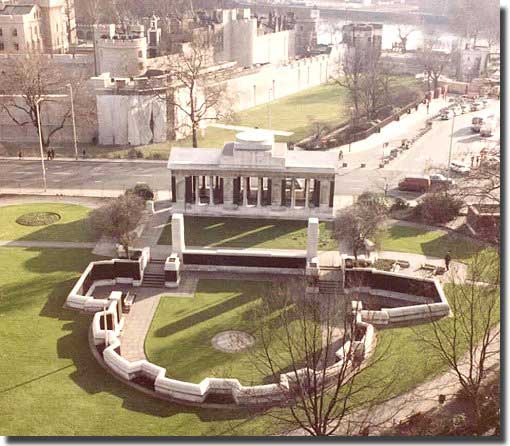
[223,176,234,209]
[307,217,319,261]
[290,178,296,208]
[271,177,282,209]
[304,179,310,209]
[171,213,186,258]
[174,174,186,211]
[243,177,248,206]
[320,180,330,209]
[195,176,201,205]
[257,177,263,207]
[209,175,214,205]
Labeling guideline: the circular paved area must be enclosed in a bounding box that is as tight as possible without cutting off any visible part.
[211,330,255,353]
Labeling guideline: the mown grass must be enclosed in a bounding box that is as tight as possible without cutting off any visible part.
[158,216,337,250]
[0,203,95,242]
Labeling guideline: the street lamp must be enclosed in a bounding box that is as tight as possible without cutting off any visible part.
[35,98,47,192]
[66,83,78,161]
[447,112,455,180]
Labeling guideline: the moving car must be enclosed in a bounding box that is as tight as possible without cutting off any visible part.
[398,176,431,192]
[450,161,470,175]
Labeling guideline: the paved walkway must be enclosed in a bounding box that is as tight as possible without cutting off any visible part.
[333,97,446,160]
[0,195,109,208]
[0,240,96,249]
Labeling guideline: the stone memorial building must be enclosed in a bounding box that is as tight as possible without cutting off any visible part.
[168,129,337,219]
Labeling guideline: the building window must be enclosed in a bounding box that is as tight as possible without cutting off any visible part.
[14,43,19,51]
[12,28,18,37]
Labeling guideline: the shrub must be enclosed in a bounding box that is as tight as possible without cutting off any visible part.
[127,183,154,202]
[149,153,165,160]
[16,212,61,226]
[127,148,144,159]
[391,198,409,211]
[417,193,463,224]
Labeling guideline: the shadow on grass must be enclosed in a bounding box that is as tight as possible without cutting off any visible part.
[39,274,257,423]
[15,218,95,243]
[154,291,259,338]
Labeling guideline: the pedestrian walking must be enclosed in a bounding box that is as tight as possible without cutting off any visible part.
[51,149,56,160]
[471,156,475,167]
[476,156,480,166]
[444,251,452,271]
[82,149,86,159]
[426,101,430,114]
[18,150,22,159]
[338,150,343,161]
[47,149,51,160]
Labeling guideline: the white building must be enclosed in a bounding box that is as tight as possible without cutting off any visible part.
[168,129,337,220]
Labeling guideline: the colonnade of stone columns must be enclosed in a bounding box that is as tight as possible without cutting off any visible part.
[172,174,334,210]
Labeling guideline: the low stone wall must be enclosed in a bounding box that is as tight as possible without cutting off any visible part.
[344,268,449,327]
[65,247,150,312]
[66,259,375,408]
[181,248,307,275]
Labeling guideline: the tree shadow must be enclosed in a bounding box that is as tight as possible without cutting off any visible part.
[154,291,259,338]
[22,246,102,274]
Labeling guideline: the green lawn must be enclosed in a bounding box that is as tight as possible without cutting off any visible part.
[0,203,96,243]
[379,224,490,262]
[158,216,337,250]
[0,246,499,435]
[179,83,349,148]
[146,280,284,385]
[0,247,274,436]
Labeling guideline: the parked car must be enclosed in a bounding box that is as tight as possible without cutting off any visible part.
[480,119,496,137]
[450,161,471,175]
[450,105,462,116]
[471,117,484,132]
[470,102,482,112]
[398,176,431,192]
[430,173,455,190]
[441,109,454,120]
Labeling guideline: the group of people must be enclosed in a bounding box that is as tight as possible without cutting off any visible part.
[46,149,56,160]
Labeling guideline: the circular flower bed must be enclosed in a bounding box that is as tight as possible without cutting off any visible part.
[211,330,256,353]
[16,212,61,226]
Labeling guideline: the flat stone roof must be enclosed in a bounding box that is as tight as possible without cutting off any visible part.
[168,145,338,176]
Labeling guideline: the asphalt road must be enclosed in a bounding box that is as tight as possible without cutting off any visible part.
[0,100,499,198]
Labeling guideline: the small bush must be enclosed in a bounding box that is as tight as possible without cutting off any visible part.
[127,148,144,159]
[127,183,154,202]
[149,153,165,160]
[417,193,463,224]
[391,198,409,211]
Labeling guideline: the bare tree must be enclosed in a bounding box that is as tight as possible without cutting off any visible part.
[89,193,145,258]
[448,0,500,48]
[334,193,388,259]
[396,25,415,53]
[336,47,393,122]
[414,251,500,434]
[251,279,394,436]
[417,39,450,92]
[163,34,233,147]
[0,55,84,148]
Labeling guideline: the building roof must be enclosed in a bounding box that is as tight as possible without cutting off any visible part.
[0,4,35,15]
[168,143,338,176]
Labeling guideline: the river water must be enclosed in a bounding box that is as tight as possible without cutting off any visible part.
[318,20,459,52]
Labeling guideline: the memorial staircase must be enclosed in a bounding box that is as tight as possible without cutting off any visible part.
[142,259,166,288]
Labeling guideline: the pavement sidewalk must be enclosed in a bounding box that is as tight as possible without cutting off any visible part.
[334,96,447,164]
[0,156,167,164]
